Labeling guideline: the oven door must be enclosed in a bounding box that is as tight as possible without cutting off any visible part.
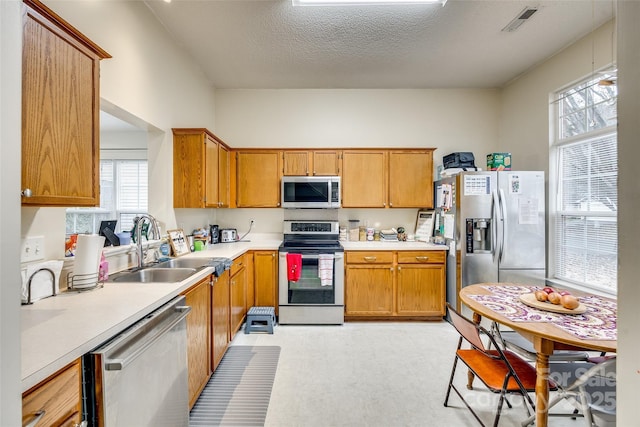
[279,252,344,306]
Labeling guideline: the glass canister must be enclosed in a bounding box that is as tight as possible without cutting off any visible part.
[359,226,366,241]
[348,220,360,241]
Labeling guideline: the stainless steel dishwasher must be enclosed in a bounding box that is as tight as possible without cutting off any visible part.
[86,296,191,427]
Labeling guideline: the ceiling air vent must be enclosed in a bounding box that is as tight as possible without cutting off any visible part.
[501,6,539,32]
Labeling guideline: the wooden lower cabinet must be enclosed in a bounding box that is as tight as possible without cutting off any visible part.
[345,250,446,319]
[230,254,247,340]
[182,276,212,409]
[212,270,230,371]
[22,359,83,427]
[345,264,394,315]
[253,250,278,315]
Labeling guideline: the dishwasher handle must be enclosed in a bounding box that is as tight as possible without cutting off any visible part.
[105,305,191,371]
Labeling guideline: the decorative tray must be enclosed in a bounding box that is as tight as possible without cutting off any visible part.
[519,293,587,314]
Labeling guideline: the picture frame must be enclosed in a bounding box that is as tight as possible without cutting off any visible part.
[167,228,190,257]
[415,210,435,242]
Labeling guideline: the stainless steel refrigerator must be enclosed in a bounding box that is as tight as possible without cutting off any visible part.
[434,171,545,312]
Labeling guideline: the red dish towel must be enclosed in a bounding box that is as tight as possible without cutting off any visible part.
[287,253,302,282]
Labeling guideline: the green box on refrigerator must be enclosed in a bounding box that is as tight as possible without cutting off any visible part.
[487,153,512,171]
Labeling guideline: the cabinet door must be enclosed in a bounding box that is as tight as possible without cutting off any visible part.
[345,264,393,315]
[283,151,310,176]
[22,359,82,427]
[173,131,206,208]
[230,255,247,339]
[253,251,278,313]
[183,277,212,408]
[211,271,230,371]
[342,151,387,208]
[22,4,108,206]
[396,264,445,316]
[236,151,282,207]
[389,151,434,208]
[218,144,230,208]
[312,151,341,176]
[204,134,219,208]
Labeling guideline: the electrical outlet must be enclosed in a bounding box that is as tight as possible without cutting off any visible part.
[21,235,45,263]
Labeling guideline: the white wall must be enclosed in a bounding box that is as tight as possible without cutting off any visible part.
[215,88,500,232]
[616,1,639,423]
[1,1,23,423]
[500,20,615,172]
[21,0,219,257]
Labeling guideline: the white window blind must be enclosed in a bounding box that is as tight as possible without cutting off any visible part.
[552,75,617,293]
[66,159,148,234]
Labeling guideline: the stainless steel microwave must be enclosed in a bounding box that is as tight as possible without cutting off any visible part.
[281,176,341,209]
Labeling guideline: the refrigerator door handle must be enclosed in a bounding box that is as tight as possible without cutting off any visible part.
[491,190,499,262]
[498,188,507,263]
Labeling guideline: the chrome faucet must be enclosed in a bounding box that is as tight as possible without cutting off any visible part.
[134,214,161,269]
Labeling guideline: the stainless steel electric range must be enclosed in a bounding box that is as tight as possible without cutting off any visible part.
[278,220,344,325]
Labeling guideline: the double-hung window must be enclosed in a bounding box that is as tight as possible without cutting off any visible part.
[66,159,148,234]
[550,75,617,293]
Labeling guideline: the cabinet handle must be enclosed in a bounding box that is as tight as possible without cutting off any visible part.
[390,202,393,207]
[383,202,386,207]
[272,253,276,258]
[21,188,33,198]
[363,256,377,262]
[416,256,429,262]
[390,267,394,272]
[397,266,401,271]
[24,410,45,427]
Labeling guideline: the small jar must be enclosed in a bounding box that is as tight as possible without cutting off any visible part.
[374,230,381,241]
[366,227,374,241]
[359,226,366,241]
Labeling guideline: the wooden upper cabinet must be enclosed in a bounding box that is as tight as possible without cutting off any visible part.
[282,150,341,176]
[342,149,434,208]
[312,151,341,176]
[218,144,230,208]
[21,0,111,206]
[173,128,230,208]
[342,150,387,208]
[388,150,434,208]
[235,151,282,207]
[283,151,310,176]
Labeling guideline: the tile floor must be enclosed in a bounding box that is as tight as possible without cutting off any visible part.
[231,321,613,427]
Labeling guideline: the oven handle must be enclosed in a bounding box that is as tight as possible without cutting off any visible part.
[281,253,344,260]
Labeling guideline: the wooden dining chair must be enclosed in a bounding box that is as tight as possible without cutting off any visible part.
[444,303,542,427]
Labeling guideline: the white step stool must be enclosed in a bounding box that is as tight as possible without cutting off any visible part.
[245,306,276,334]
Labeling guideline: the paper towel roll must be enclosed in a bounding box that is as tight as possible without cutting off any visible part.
[72,234,105,288]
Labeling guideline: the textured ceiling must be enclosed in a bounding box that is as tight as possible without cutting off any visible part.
[144,0,614,89]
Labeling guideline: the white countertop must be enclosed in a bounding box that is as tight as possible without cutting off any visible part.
[21,237,444,391]
[340,241,447,251]
[20,239,281,392]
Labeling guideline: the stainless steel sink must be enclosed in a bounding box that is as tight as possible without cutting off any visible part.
[153,258,213,270]
[110,268,197,283]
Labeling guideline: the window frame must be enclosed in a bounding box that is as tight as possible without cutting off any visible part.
[66,156,148,235]
[549,75,617,295]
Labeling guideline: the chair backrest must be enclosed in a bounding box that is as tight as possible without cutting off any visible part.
[446,303,486,351]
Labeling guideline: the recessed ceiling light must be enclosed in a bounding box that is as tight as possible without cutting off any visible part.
[293,0,447,6]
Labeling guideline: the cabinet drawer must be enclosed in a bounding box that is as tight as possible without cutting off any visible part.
[231,254,246,277]
[22,359,82,427]
[397,251,445,264]
[346,251,393,264]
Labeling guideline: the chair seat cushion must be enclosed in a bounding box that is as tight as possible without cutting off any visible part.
[457,349,544,392]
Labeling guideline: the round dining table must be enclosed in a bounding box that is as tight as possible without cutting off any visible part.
[459,283,617,427]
